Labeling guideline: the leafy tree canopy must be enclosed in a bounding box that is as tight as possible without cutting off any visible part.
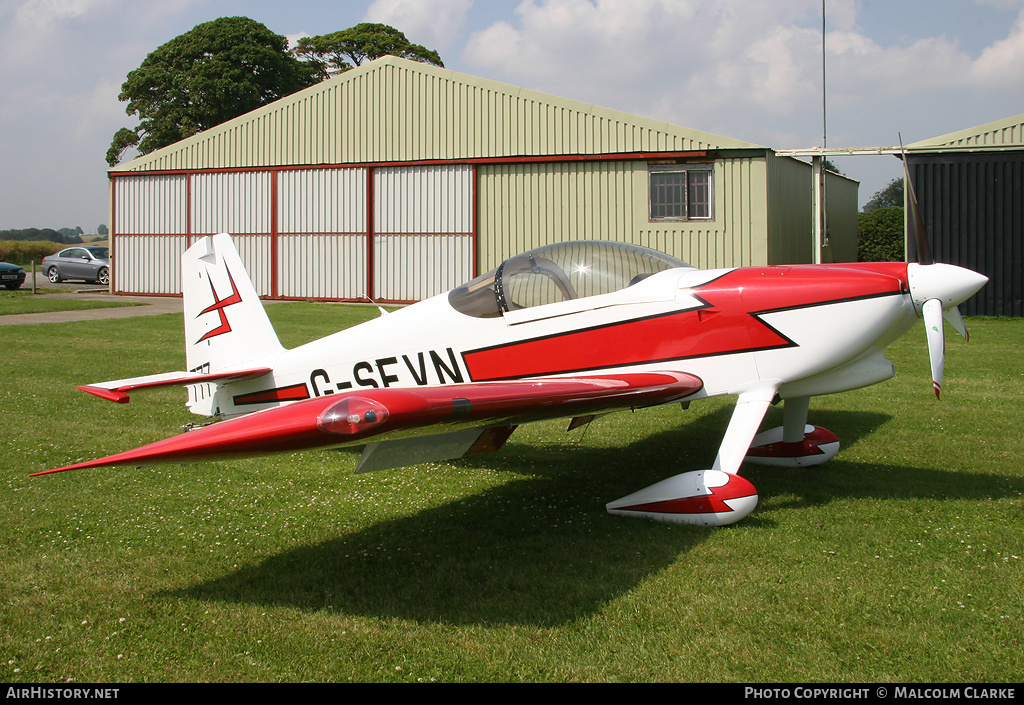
[857,206,905,262]
[293,23,443,79]
[863,176,904,212]
[107,17,319,166]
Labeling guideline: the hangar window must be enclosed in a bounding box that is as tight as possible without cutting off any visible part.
[649,164,713,221]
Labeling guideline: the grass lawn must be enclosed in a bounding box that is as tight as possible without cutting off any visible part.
[0,289,139,316]
[2,305,1022,683]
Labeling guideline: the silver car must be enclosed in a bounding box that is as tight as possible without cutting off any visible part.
[41,246,111,285]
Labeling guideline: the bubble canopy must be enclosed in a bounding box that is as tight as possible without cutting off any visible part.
[449,241,691,318]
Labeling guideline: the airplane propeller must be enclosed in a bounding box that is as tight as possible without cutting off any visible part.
[923,298,944,397]
[900,135,987,398]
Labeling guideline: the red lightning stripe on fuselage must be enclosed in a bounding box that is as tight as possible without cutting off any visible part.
[196,268,243,343]
[462,264,908,382]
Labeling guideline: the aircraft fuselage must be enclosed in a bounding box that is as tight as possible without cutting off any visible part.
[199,261,917,421]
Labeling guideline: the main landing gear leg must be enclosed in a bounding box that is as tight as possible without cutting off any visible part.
[606,387,774,527]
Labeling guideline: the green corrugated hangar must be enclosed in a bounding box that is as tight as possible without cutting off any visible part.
[906,114,1024,317]
[108,55,859,302]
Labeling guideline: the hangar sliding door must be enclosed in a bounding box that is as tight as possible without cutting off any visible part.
[276,167,368,300]
[373,164,474,302]
[191,171,274,296]
[113,163,475,302]
[112,174,188,294]
[276,164,474,302]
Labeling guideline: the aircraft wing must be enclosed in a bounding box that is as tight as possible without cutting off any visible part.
[36,371,702,475]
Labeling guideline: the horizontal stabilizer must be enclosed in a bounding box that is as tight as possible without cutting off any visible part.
[38,371,702,475]
[78,368,272,403]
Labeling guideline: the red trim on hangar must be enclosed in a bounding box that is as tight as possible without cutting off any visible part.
[107,151,711,178]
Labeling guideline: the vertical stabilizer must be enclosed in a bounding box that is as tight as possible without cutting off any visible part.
[182,234,285,375]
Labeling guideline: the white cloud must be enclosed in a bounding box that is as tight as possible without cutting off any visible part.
[461,0,1024,149]
[972,5,1024,85]
[976,0,1024,10]
[464,0,721,123]
[13,0,105,26]
[286,31,311,51]
[465,0,701,80]
[824,0,860,32]
[365,0,473,50]
[462,0,828,139]
[2,0,103,70]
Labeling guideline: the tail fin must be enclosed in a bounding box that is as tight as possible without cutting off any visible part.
[183,234,285,375]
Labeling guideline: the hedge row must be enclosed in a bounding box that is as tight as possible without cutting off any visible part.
[0,240,64,266]
[857,206,905,262]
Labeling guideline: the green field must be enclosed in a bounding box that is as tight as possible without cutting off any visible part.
[2,305,1022,682]
[0,289,138,316]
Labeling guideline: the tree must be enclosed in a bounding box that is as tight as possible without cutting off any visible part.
[107,17,319,166]
[0,228,82,244]
[58,227,85,243]
[106,128,141,168]
[857,206,905,262]
[863,177,904,212]
[293,23,443,79]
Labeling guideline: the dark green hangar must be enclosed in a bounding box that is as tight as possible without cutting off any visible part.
[907,113,1024,317]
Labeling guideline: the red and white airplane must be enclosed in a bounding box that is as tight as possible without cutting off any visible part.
[36,220,986,527]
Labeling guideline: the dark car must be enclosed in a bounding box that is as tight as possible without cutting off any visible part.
[0,260,27,289]
[41,246,111,285]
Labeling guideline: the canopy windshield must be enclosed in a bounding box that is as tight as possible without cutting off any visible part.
[449,241,690,318]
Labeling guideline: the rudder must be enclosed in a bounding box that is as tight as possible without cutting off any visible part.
[182,233,284,376]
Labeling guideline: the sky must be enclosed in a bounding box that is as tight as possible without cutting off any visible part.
[2,0,1023,232]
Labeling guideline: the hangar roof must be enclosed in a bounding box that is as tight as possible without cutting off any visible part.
[111,55,765,173]
[908,113,1024,152]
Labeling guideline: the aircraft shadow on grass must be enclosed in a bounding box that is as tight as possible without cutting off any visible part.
[164,407,1022,628]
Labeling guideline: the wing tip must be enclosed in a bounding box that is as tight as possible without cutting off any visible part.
[78,385,130,403]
